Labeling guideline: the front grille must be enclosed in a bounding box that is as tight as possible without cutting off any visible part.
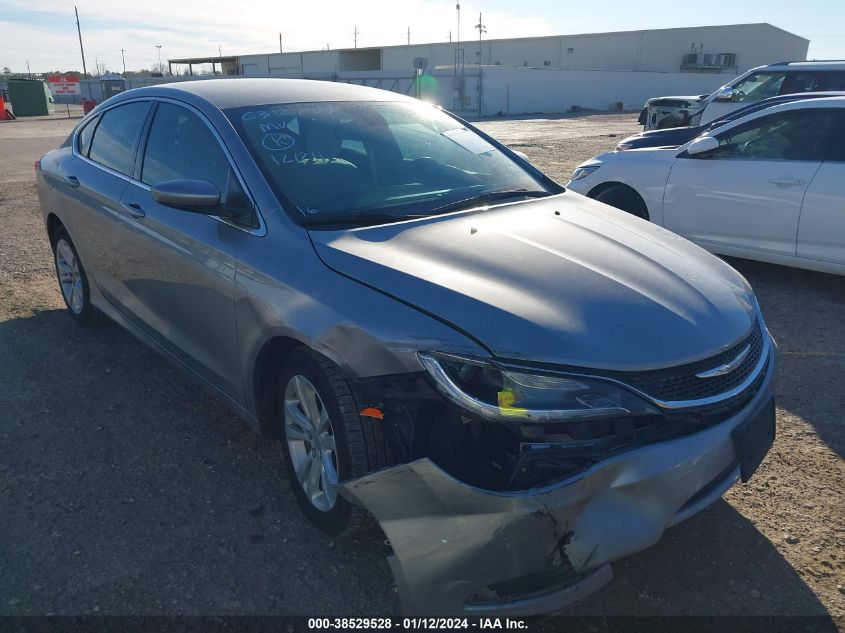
[599,320,765,403]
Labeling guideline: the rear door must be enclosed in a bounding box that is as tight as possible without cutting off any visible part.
[797,111,845,265]
[116,100,255,400]
[63,100,152,314]
[663,108,837,256]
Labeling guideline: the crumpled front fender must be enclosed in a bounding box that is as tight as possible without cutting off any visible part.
[338,354,776,616]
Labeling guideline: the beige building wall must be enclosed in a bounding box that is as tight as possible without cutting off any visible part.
[238,23,809,77]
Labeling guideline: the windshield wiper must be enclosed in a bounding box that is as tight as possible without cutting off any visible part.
[303,190,553,229]
[303,211,431,229]
[428,189,553,216]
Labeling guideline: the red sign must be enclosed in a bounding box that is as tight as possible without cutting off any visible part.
[48,75,81,95]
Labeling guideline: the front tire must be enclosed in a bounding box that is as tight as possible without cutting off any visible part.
[277,349,390,538]
[52,227,101,326]
[591,184,649,220]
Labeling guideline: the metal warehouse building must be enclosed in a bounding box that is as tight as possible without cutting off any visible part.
[170,22,810,116]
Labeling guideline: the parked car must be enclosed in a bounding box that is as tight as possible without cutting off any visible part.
[36,79,776,615]
[569,97,845,276]
[620,91,845,151]
[640,60,845,130]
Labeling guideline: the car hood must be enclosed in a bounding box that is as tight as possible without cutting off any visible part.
[646,95,705,107]
[309,193,756,370]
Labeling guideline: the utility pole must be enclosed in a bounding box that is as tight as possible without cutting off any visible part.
[456,3,461,47]
[407,27,411,46]
[475,12,486,66]
[475,12,486,116]
[279,33,283,53]
[120,48,126,74]
[155,44,162,73]
[353,26,358,48]
[74,6,88,77]
[26,59,32,79]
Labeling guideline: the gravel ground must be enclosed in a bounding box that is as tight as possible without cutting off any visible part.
[0,112,843,621]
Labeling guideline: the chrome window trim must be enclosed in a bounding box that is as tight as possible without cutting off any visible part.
[71,96,267,237]
[495,312,772,412]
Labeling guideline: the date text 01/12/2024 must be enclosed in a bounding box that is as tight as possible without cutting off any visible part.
[307,617,529,629]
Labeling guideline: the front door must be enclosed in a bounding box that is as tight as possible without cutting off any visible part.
[117,101,255,401]
[663,108,837,257]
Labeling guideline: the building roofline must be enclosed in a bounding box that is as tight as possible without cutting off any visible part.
[219,22,808,62]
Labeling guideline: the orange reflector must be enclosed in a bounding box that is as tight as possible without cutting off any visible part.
[360,407,385,420]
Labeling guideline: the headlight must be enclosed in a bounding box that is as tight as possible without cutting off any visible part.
[570,164,601,181]
[419,353,658,423]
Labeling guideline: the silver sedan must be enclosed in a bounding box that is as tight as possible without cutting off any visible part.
[36,78,776,615]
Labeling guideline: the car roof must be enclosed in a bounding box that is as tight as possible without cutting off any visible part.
[107,78,417,110]
[757,60,845,71]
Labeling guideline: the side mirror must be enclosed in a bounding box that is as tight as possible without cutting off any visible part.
[151,179,249,218]
[685,136,720,157]
[511,149,529,161]
[714,86,734,102]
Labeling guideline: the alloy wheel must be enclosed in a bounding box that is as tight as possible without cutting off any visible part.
[55,238,84,314]
[284,374,339,512]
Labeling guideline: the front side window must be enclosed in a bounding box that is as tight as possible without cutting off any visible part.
[88,101,150,175]
[710,110,837,161]
[727,72,787,103]
[225,100,551,226]
[141,102,231,194]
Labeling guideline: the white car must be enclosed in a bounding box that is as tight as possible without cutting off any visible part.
[641,60,845,130]
[567,97,845,276]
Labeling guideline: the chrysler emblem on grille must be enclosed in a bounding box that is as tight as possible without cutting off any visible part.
[695,345,751,379]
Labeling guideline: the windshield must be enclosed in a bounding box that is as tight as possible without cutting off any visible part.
[726,72,787,103]
[225,100,553,227]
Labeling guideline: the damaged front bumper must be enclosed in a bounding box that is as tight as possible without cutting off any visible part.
[641,99,705,131]
[339,352,776,616]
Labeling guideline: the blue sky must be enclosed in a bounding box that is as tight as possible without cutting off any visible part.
[1,0,842,73]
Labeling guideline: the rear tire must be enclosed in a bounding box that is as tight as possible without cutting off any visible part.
[591,184,649,220]
[51,226,102,326]
[276,348,392,538]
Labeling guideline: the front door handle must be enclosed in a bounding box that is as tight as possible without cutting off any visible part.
[768,177,804,187]
[63,175,80,188]
[123,202,146,219]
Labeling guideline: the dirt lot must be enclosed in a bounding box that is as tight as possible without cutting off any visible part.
[1,111,843,622]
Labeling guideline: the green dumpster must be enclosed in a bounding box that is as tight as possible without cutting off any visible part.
[7,79,55,117]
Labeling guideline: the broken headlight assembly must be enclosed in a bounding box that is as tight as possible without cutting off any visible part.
[418,353,658,423]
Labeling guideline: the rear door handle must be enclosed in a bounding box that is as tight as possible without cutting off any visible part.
[123,202,146,219]
[63,175,80,188]
[768,177,804,187]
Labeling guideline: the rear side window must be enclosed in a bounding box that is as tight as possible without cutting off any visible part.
[713,109,838,161]
[88,102,150,176]
[76,115,99,157]
[781,71,845,93]
[140,102,230,194]
[824,113,845,162]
